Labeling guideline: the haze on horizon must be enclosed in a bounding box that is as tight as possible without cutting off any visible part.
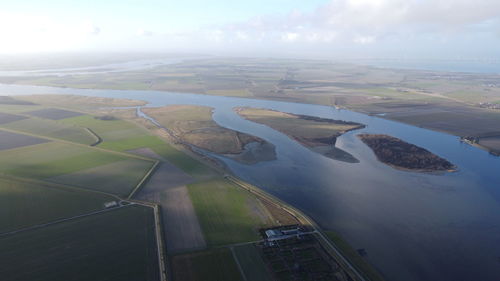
[1,0,500,60]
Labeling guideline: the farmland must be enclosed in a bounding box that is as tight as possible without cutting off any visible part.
[0,177,113,233]
[233,244,274,281]
[187,178,272,246]
[171,248,244,281]
[0,205,159,281]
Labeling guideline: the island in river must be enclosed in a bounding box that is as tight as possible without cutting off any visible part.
[142,105,276,164]
[236,107,365,163]
[358,134,456,173]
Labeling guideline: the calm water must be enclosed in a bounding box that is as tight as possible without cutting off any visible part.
[1,83,500,281]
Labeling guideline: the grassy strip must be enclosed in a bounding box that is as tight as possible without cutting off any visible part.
[325,231,385,281]
[0,205,160,281]
[171,248,244,281]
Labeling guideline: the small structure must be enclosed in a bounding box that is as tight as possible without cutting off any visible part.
[104,201,118,208]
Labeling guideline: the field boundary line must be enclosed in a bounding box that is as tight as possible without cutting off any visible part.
[85,127,102,146]
[0,205,128,238]
[127,160,160,199]
[129,199,168,281]
[230,246,248,281]
[0,174,122,200]
[0,127,156,162]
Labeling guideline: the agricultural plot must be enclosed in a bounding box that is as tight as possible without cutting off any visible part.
[0,112,27,124]
[187,178,271,246]
[50,158,154,197]
[0,177,113,233]
[0,117,96,145]
[60,114,149,142]
[24,107,84,120]
[0,130,49,150]
[133,148,204,253]
[0,142,151,195]
[0,205,160,281]
[172,248,244,281]
[233,244,274,281]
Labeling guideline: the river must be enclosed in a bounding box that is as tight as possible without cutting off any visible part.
[1,83,499,281]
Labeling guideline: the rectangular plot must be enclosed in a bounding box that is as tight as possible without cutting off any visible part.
[49,159,154,197]
[172,249,244,281]
[0,130,49,151]
[0,205,160,281]
[25,108,83,120]
[0,177,113,233]
[0,112,27,124]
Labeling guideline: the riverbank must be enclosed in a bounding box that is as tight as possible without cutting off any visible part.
[236,107,364,163]
[142,105,276,164]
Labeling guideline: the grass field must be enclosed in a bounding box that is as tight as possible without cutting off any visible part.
[171,248,244,281]
[61,114,149,142]
[233,244,274,281]
[325,231,385,281]
[0,177,114,233]
[187,178,269,246]
[99,134,216,180]
[49,158,154,197]
[0,117,96,144]
[0,142,152,195]
[0,205,159,281]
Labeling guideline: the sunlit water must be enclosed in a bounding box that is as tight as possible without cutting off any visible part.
[1,83,499,281]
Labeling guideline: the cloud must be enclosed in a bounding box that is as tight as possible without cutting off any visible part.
[191,0,500,47]
[136,29,153,36]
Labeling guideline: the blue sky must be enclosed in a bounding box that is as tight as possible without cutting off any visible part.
[1,0,499,59]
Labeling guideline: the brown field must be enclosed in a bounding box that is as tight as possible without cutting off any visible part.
[0,130,49,150]
[0,112,27,124]
[133,149,204,253]
[24,108,83,120]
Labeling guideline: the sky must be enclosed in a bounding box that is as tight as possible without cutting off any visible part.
[1,0,500,59]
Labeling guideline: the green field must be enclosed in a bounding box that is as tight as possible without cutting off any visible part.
[172,248,243,281]
[61,115,149,142]
[0,205,159,281]
[233,244,274,281]
[0,117,96,144]
[0,141,153,195]
[0,177,114,233]
[49,158,154,197]
[99,134,215,180]
[187,179,267,246]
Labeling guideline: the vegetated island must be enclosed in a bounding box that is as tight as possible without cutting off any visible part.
[142,105,276,164]
[236,107,365,163]
[358,134,456,173]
